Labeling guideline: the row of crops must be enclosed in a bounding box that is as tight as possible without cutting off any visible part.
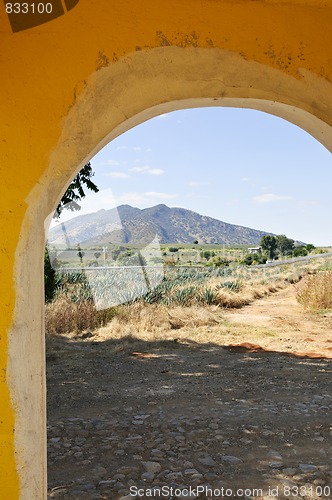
[53,265,245,309]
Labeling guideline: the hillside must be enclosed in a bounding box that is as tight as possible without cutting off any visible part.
[48,204,273,247]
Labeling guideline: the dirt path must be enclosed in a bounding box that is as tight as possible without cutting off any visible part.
[47,286,332,499]
[220,286,332,359]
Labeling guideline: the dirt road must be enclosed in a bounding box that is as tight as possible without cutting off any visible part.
[47,287,331,499]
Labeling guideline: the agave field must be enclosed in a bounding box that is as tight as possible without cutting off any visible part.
[45,254,332,335]
[51,266,231,308]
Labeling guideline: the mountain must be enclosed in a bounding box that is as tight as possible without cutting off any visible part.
[48,204,274,247]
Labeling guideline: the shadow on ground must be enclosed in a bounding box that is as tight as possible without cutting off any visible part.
[47,333,332,499]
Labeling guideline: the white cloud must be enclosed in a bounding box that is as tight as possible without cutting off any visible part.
[86,188,118,209]
[129,165,164,176]
[241,177,249,182]
[146,148,152,152]
[253,193,292,203]
[115,191,178,207]
[146,169,164,176]
[107,172,130,179]
[100,159,120,166]
[116,146,128,150]
[133,146,142,151]
[129,166,147,173]
[188,181,211,187]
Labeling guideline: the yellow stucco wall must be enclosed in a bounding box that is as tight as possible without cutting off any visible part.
[1,1,332,497]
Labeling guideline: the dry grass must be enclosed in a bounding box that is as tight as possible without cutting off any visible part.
[47,302,226,354]
[45,295,115,335]
[44,281,282,335]
[48,299,283,356]
[296,271,332,311]
[96,303,220,341]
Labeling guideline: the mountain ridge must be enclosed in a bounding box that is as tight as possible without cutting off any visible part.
[48,204,275,247]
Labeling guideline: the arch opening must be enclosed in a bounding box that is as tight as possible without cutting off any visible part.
[45,106,332,496]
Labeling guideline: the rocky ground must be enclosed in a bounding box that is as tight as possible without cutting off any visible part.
[47,289,332,499]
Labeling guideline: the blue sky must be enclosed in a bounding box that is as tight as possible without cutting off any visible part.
[52,107,332,246]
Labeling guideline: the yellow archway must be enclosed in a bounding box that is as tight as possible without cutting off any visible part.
[1,1,332,497]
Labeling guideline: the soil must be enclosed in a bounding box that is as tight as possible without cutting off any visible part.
[47,286,332,499]
[221,286,332,359]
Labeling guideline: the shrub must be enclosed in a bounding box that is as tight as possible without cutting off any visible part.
[144,286,165,304]
[241,253,266,266]
[241,254,254,266]
[200,250,215,260]
[211,257,229,267]
[216,280,243,293]
[312,248,328,255]
[173,287,196,305]
[55,271,93,302]
[199,287,218,305]
[293,246,308,257]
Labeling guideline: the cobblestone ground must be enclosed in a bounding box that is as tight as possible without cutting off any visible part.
[47,337,332,499]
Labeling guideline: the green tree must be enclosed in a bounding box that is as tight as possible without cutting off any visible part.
[260,235,277,259]
[276,234,295,256]
[54,162,99,218]
[44,248,57,302]
[45,162,99,301]
[306,243,316,253]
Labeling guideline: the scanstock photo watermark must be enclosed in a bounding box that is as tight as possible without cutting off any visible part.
[129,485,265,497]
[3,0,80,32]
[46,201,165,310]
[128,484,332,498]
[46,198,331,311]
